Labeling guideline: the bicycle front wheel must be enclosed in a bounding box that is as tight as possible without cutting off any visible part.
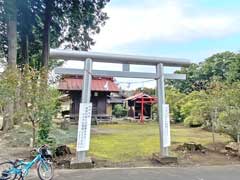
[37,161,54,180]
[0,161,17,180]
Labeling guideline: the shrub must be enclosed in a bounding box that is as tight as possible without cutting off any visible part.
[214,83,240,141]
[0,66,60,146]
[166,88,186,123]
[180,91,209,127]
[113,104,127,118]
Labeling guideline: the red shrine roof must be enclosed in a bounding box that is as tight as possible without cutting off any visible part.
[125,93,156,101]
[58,76,119,92]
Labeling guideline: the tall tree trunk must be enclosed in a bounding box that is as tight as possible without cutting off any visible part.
[2,103,14,132]
[41,0,52,68]
[31,120,36,147]
[7,18,17,67]
[3,0,17,131]
[22,35,29,64]
[17,35,29,123]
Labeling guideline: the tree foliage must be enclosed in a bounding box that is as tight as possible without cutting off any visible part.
[63,0,110,50]
[150,87,186,122]
[0,0,7,57]
[113,104,128,118]
[0,0,110,131]
[0,0,110,68]
[166,51,240,141]
[176,79,240,140]
[163,51,240,142]
[0,67,19,110]
[133,87,156,96]
[215,83,240,141]
[165,87,185,123]
[0,66,60,145]
[180,90,209,127]
[168,51,240,93]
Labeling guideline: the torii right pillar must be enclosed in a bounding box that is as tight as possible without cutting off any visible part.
[156,63,168,156]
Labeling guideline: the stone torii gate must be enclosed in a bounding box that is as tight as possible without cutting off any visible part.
[50,49,191,163]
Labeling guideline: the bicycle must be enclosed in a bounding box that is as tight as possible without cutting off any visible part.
[0,145,54,180]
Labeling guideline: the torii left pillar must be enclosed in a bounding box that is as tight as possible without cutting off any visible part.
[77,58,93,161]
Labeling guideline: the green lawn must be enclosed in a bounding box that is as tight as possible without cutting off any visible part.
[4,121,232,163]
[87,122,231,162]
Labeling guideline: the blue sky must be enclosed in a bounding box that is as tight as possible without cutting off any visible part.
[92,0,240,62]
[65,0,240,89]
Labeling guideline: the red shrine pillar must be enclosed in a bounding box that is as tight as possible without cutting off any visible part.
[140,97,144,123]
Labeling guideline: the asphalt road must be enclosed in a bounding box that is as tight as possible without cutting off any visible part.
[29,165,240,180]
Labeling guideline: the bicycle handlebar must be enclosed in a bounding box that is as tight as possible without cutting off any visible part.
[31,144,49,153]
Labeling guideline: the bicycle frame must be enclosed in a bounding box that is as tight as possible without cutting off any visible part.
[8,154,49,178]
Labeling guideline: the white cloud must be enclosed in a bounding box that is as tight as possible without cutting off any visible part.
[92,0,240,52]
[63,0,240,90]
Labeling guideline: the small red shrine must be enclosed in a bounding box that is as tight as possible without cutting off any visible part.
[125,93,157,123]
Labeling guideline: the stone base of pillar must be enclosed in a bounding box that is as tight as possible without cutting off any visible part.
[70,157,94,169]
[152,153,178,164]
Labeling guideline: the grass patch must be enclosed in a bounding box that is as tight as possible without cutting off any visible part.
[88,122,231,162]
[90,123,160,161]
[3,121,232,163]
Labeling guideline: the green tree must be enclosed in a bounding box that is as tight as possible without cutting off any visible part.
[166,87,186,123]
[215,82,240,141]
[17,0,39,65]
[169,51,240,93]
[178,79,240,141]
[113,104,128,118]
[168,63,208,93]
[4,0,17,66]
[134,87,155,96]
[0,68,20,131]
[0,66,60,145]
[180,91,209,127]
[227,54,240,83]
[0,0,110,68]
[40,0,110,67]
[0,0,110,131]
[0,0,7,57]
[1,0,18,131]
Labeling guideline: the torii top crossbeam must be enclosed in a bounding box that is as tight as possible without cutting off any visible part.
[50,49,191,67]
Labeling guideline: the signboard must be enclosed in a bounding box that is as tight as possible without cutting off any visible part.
[77,103,92,151]
[163,104,171,147]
